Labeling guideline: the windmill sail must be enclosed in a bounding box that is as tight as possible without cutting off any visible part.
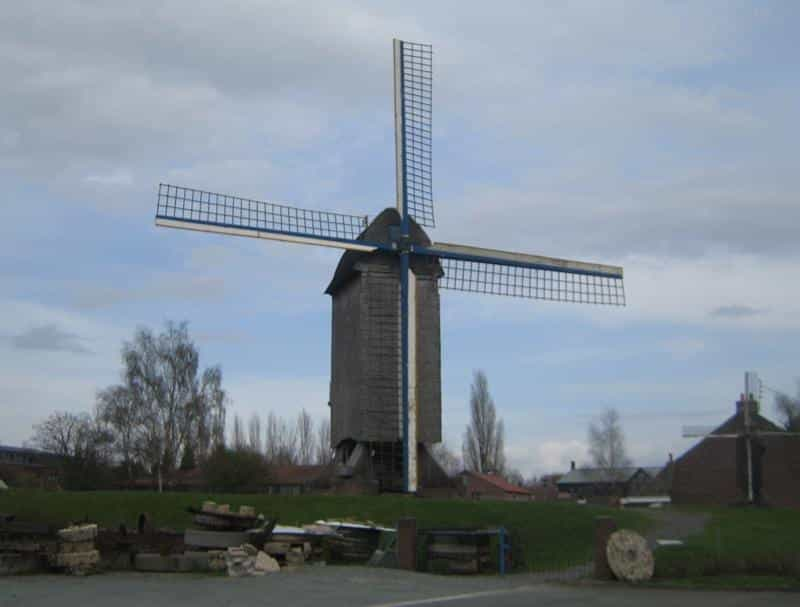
[416,242,625,305]
[155,184,385,252]
[394,40,434,228]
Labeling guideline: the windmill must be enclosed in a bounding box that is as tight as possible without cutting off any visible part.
[153,39,626,493]
[681,371,800,504]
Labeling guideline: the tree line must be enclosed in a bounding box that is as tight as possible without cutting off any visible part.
[29,321,331,491]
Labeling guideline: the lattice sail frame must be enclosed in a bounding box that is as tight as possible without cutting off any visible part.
[438,258,626,305]
[156,184,369,243]
[396,40,434,228]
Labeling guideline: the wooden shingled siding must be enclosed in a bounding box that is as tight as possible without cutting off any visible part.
[327,207,443,448]
[330,275,363,445]
[416,274,442,443]
[363,264,401,441]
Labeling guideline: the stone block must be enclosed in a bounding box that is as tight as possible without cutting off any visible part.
[57,524,98,543]
[59,541,95,554]
[263,542,290,555]
[53,550,100,569]
[255,551,280,573]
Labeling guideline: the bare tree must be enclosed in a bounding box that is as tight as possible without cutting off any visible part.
[314,418,333,465]
[430,441,461,477]
[462,370,506,474]
[265,412,279,463]
[248,413,263,453]
[31,411,91,457]
[121,321,227,491]
[231,414,246,450]
[31,409,115,489]
[588,407,632,471]
[296,409,314,465]
[96,386,140,481]
[265,412,297,465]
[505,468,525,487]
[775,389,800,432]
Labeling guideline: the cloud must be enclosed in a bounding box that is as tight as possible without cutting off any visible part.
[72,276,226,309]
[84,169,133,186]
[8,323,90,354]
[505,439,588,477]
[710,304,763,319]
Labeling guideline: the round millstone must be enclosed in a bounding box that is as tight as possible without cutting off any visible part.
[605,529,654,583]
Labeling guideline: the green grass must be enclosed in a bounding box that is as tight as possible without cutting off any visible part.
[0,489,648,572]
[655,507,800,579]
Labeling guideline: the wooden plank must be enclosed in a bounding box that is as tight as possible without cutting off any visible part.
[0,521,55,536]
[184,529,249,549]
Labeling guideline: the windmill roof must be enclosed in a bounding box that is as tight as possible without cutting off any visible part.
[325,207,440,294]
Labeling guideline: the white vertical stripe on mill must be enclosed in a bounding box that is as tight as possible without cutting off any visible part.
[407,268,418,492]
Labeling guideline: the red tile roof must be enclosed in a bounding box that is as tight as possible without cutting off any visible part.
[464,471,532,495]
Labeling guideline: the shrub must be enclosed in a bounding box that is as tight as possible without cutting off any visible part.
[202,446,268,493]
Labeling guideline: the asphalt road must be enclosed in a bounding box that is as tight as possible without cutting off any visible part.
[0,567,796,607]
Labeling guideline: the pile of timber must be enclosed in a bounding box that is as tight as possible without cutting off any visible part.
[51,524,100,575]
[313,520,394,563]
[423,529,493,575]
[183,501,274,551]
[0,515,56,575]
[133,501,281,575]
[189,501,260,531]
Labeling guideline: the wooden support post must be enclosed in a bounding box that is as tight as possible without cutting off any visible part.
[397,517,417,571]
[594,516,618,580]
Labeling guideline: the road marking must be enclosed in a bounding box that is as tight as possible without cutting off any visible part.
[365,585,535,607]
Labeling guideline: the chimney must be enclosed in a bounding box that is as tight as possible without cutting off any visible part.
[736,394,759,416]
[570,460,575,471]
[668,453,673,464]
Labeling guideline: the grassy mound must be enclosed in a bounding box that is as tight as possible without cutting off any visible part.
[655,507,800,579]
[0,489,648,572]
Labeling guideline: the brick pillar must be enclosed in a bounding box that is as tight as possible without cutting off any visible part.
[397,517,417,571]
[594,516,618,580]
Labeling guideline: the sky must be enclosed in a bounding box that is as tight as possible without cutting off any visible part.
[2,1,799,478]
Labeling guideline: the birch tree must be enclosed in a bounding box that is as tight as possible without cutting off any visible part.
[121,321,227,491]
[588,407,631,471]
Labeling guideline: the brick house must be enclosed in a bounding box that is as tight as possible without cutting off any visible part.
[459,471,533,501]
[671,398,800,508]
[0,445,62,489]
